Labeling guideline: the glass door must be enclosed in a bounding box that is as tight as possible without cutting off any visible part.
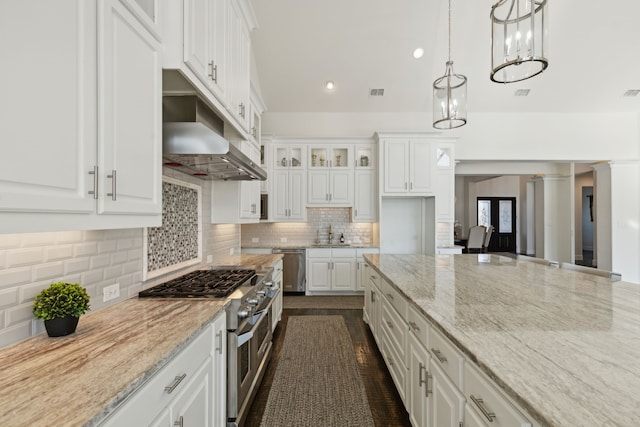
[477,197,516,253]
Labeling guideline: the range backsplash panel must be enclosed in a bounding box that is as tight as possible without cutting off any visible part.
[147,180,200,273]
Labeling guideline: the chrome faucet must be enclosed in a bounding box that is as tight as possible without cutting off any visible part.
[328,225,333,244]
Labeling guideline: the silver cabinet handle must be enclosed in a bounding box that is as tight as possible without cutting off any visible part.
[106,170,116,201]
[88,165,98,199]
[410,182,413,190]
[371,290,375,302]
[216,330,224,354]
[354,209,358,216]
[386,320,393,329]
[174,416,184,427]
[409,321,420,332]
[470,395,496,422]
[431,348,448,364]
[425,373,433,396]
[404,182,408,190]
[164,373,186,394]
[371,275,378,280]
[419,362,427,387]
[208,61,218,83]
[386,293,394,300]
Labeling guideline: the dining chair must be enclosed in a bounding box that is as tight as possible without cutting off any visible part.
[482,225,494,253]
[464,225,486,253]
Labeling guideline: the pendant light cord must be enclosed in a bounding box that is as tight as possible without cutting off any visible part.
[448,0,452,62]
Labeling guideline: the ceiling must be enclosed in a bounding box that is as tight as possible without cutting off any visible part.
[250,0,640,115]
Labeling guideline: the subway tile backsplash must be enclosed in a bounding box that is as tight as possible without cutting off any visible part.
[241,207,375,246]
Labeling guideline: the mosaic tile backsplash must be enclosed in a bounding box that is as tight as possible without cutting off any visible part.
[147,181,200,273]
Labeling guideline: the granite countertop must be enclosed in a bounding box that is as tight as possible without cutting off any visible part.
[364,253,640,427]
[0,255,284,427]
[0,298,227,427]
[241,243,378,249]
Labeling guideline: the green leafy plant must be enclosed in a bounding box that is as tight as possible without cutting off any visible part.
[33,282,91,321]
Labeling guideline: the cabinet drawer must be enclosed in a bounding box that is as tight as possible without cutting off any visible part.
[307,248,332,258]
[381,323,407,405]
[368,267,381,288]
[378,277,408,318]
[381,299,407,363]
[101,324,213,426]
[464,363,533,427]
[428,326,464,389]
[407,304,430,350]
[331,248,356,258]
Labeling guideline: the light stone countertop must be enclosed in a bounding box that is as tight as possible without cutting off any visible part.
[241,243,378,249]
[364,253,640,427]
[0,255,284,427]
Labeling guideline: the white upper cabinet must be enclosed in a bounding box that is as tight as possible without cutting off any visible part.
[226,0,251,132]
[271,144,306,221]
[307,145,354,205]
[0,0,162,233]
[353,170,377,222]
[382,138,435,195]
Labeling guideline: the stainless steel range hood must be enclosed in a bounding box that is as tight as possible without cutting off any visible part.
[162,96,266,181]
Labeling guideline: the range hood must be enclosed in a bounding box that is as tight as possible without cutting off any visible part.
[162,96,266,181]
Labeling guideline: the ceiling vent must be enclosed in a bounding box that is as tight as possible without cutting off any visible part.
[624,89,640,97]
[369,88,385,96]
[514,89,530,96]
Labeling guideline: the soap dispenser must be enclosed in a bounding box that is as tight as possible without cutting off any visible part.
[339,233,345,244]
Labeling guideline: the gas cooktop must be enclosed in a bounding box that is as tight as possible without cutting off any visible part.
[139,268,257,299]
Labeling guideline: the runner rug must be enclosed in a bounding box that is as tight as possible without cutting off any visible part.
[283,295,364,310]
[259,315,375,427]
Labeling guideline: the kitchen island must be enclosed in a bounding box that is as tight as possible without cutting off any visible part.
[364,253,640,426]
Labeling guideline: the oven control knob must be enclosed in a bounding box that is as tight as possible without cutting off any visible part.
[263,281,274,288]
[237,307,251,319]
[247,298,259,306]
[256,290,267,297]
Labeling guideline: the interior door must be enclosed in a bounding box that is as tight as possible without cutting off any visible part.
[477,197,516,253]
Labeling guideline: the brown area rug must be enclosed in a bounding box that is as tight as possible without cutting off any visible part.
[259,316,374,427]
[283,295,364,310]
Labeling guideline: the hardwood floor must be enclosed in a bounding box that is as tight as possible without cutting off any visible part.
[245,308,411,427]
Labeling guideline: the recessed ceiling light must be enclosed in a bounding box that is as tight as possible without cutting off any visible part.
[624,89,640,97]
[514,89,530,96]
[413,48,424,59]
[324,81,335,90]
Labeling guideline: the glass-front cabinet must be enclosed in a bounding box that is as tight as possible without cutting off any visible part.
[355,144,375,169]
[274,145,305,170]
[308,145,352,169]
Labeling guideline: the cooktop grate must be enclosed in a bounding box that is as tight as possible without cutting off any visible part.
[139,269,256,298]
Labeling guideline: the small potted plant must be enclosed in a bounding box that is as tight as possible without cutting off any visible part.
[33,282,91,337]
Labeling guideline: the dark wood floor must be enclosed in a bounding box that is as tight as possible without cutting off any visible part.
[245,308,411,427]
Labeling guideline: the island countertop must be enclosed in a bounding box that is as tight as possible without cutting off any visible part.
[363,253,640,427]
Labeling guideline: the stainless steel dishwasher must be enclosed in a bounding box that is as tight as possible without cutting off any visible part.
[271,248,306,293]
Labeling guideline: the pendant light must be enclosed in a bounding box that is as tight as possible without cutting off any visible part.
[490,0,548,83]
[433,0,467,129]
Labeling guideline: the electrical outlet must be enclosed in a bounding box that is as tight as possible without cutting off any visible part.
[207,255,213,263]
[103,284,120,302]
[229,248,235,255]
[251,237,259,243]
[280,237,288,243]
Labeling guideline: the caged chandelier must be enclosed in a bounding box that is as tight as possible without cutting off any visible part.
[433,0,467,129]
[490,0,548,83]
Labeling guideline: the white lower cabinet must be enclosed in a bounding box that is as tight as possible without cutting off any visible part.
[356,248,379,291]
[100,312,226,427]
[307,248,357,293]
[365,260,538,427]
[271,259,284,331]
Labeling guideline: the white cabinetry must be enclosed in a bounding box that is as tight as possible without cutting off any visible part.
[101,312,227,427]
[307,248,357,293]
[353,170,377,222]
[0,0,161,234]
[211,141,260,223]
[226,0,250,131]
[307,145,353,205]
[380,136,435,195]
[356,248,379,291]
[272,144,306,221]
[183,0,228,101]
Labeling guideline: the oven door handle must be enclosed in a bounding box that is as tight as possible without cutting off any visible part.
[235,310,267,347]
[236,330,254,347]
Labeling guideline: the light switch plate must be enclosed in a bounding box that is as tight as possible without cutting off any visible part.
[280,237,288,243]
[207,255,213,263]
[103,284,120,302]
[251,237,259,243]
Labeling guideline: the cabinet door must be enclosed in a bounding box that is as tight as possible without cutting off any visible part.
[430,361,464,427]
[308,259,331,291]
[227,0,250,131]
[436,170,454,221]
[330,170,353,204]
[272,170,289,220]
[211,314,227,427]
[410,142,433,194]
[240,180,260,220]
[172,360,212,427]
[332,259,355,291]
[0,0,96,215]
[384,140,409,193]
[356,261,367,291]
[183,0,211,87]
[288,170,306,220]
[354,170,376,222]
[408,333,430,427]
[99,0,162,215]
[149,407,172,427]
[209,0,228,101]
[308,171,330,204]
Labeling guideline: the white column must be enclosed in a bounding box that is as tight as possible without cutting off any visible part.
[595,161,640,283]
[533,176,573,262]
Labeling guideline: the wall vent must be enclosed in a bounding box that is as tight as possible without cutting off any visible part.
[624,89,640,97]
[514,89,530,96]
[369,88,385,96]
